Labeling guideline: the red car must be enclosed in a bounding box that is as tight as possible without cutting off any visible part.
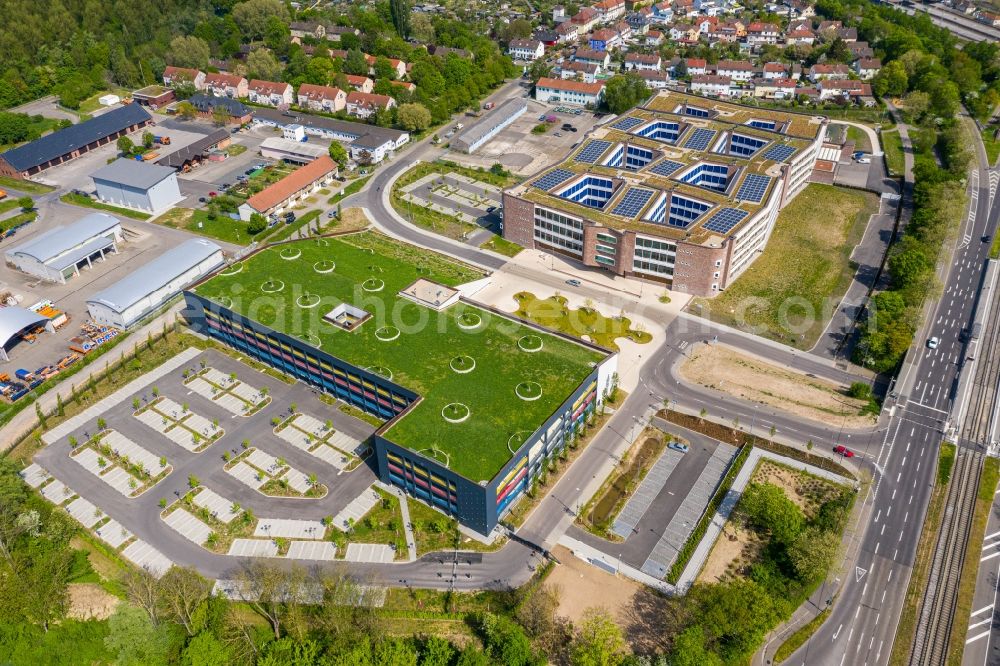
[208,191,217,197]
[834,445,855,458]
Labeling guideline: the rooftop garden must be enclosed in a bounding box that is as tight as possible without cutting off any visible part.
[194,232,604,482]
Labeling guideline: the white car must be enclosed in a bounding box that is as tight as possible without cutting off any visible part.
[927,337,940,349]
[857,157,871,164]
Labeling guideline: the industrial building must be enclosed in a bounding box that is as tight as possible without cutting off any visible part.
[251,108,409,164]
[0,105,152,179]
[185,233,617,535]
[238,156,337,220]
[0,307,54,362]
[5,213,123,284]
[90,159,184,213]
[87,238,224,329]
[155,129,230,171]
[450,99,528,154]
[502,91,825,296]
[259,137,329,164]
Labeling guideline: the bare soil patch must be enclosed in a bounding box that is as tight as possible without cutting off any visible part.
[66,583,119,620]
[548,545,640,626]
[678,343,872,428]
[697,522,763,584]
[331,207,373,233]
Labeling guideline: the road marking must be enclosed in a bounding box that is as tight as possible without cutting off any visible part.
[969,616,992,630]
[972,604,993,616]
[967,629,991,645]
[881,524,886,535]
[833,623,843,640]
[857,566,868,582]
[981,551,1000,563]
[984,531,1000,541]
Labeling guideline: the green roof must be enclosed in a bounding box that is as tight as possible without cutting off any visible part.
[193,232,605,482]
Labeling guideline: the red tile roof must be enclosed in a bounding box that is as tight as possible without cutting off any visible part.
[249,79,290,95]
[205,72,245,87]
[246,156,337,213]
[297,83,344,101]
[536,77,605,94]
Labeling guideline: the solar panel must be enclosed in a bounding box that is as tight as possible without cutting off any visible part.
[684,128,716,151]
[684,105,710,118]
[611,116,643,131]
[702,208,748,234]
[763,144,797,162]
[575,140,612,164]
[611,188,654,218]
[532,168,575,191]
[735,174,771,203]
[648,159,684,178]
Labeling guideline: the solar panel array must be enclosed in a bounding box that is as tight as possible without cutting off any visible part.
[611,188,654,218]
[748,119,776,131]
[684,106,710,118]
[575,140,613,164]
[532,168,575,191]
[763,144,797,162]
[648,159,684,178]
[611,116,643,131]
[684,128,716,151]
[735,174,771,203]
[702,207,748,234]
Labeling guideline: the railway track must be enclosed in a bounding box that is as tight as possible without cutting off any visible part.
[909,262,1000,665]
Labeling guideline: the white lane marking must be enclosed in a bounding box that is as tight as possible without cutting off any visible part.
[967,629,991,645]
[981,551,1000,563]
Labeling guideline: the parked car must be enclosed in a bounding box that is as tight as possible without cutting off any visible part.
[833,445,855,458]
[668,442,689,453]
[208,191,217,197]
[284,212,296,223]
[565,279,581,287]
[198,197,206,203]
[327,210,337,218]
[553,131,562,137]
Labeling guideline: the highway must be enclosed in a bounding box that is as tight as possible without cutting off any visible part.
[906,3,1000,42]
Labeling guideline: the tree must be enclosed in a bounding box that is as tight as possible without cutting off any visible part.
[873,59,907,98]
[669,625,724,666]
[104,604,170,666]
[397,102,432,131]
[528,59,553,83]
[142,131,154,149]
[159,566,212,636]
[374,55,396,81]
[390,0,412,38]
[476,612,540,666]
[570,608,628,666]
[788,526,840,582]
[739,482,804,545]
[232,0,288,40]
[247,48,283,82]
[247,213,267,234]
[167,35,210,70]
[181,632,230,666]
[176,101,196,120]
[211,105,229,127]
[499,18,533,43]
[603,73,651,114]
[116,136,135,155]
[232,560,309,639]
[903,90,930,122]
[17,196,33,212]
[344,49,369,76]
[411,13,435,43]
[689,579,785,663]
[264,16,290,54]
[328,141,348,167]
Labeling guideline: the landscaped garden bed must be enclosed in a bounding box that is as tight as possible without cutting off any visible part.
[512,292,652,351]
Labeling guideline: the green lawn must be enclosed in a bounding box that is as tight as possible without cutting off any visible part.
[0,176,54,195]
[227,143,247,156]
[479,234,523,257]
[156,208,253,245]
[0,200,19,215]
[1,210,37,232]
[76,88,131,115]
[60,193,152,220]
[846,125,871,153]
[328,175,371,204]
[195,232,604,481]
[691,184,879,348]
[881,129,905,177]
[512,292,651,352]
[982,126,1000,166]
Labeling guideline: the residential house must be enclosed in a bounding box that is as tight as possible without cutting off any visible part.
[613,20,633,42]
[327,26,360,41]
[808,63,851,82]
[848,41,875,59]
[854,58,881,80]
[819,78,871,101]
[673,0,694,16]
[627,9,652,34]
[669,23,700,42]
[589,28,622,50]
[344,75,374,93]
[708,23,740,42]
[625,53,662,72]
[715,60,754,82]
[556,21,580,42]
[289,21,325,39]
[785,26,816,45]
[651,1,674,22]
[390,81,416,94]
[365,55,407,79]
[345,91,396,119]
[204,72,248,99]
[509,39,545,60]
[571,7,600,33]
[162,66,206,91]
[574,47,611,69]
[187,94,253,125]
[762,62,788,80]
[837,27,858,42]
[635,69,672,89]
[684,58,708,75]
[978,11,1000,26]
[594,0,626,23]
[746,22,781,46]
[553,5,567,22]
[696,16,719,33]
[752,77,797,99]
[534,77,605,106]
[561,61,600,83]
[691,74,732,97]
[296,83,347,113]
[644,29,664,46]
[534,29,560,46]
[248,80,293,107]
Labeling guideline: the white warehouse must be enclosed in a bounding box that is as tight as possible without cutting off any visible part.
[450,99,528,154]
[5,213,122,283]
[86,238,224,328]
[91,158,183,214]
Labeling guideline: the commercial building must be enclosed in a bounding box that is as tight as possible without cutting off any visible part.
[238,156,337,220]
[259,137,329,164]
[156,129,230,171]
[87,239,224,329]
[535,77,605,107]
[90,159,183,213]
[0,105,152,180]
[132,85,175,109]
[5,213,123,284]
[252,108,409,164]
[502,91,825,296]
[187,94,253,125]
[185,233,617,535]
[450,99,527,154]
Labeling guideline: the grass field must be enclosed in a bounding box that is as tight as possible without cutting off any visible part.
[195,232,604,481]
[512,292,652,351]
[60,193,152,220]
[479,234,523,257]
[846,125,871,153]
[0,176,54,195]
[0,210,37,232]
[156,208,252,245]
[76,88,130,115]
[881,129,905,177]
[982,126,1000,166]
[691,184,879,348]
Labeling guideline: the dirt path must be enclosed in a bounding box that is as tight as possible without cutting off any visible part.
[678,343,873,429]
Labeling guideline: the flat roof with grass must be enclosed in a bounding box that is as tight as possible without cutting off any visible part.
[193,232,606,481]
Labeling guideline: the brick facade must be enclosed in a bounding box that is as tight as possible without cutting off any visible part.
[502,193,536,248]
[671,241,729,295]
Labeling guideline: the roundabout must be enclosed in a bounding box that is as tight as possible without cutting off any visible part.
[362,278,385,292]
[296,293,321,309]
[515,381,543,401]
[457,312,482,330]
[260,279,285,293]
[517,335,543,353]
[375,326,400,341]
[279,247,301,260]
[313,260,336,274]
[449,355,476,374]
[441,402,470,423]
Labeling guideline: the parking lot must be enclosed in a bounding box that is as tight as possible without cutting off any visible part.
[445,98,606,175]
